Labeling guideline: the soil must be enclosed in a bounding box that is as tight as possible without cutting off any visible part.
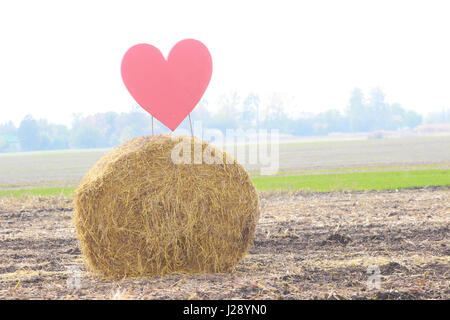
[0,187,448,300]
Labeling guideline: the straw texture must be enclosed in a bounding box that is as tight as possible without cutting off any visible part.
[74,135,259,278]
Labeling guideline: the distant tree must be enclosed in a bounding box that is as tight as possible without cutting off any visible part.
[2,89,431,152]
[425,108,450,124]
[50,124,70,149]
[315,109,348,134]
[347,88,367,132]
[207,93,240,131]
[17,115,40,151]
[70,124,105,149]
[190,100,212,128]
[0,121,17,135]
[387,103,406,130]
[291,117,314,136]
[118,126,134,144]
[36,119,51,150]
[93,111,119,146]
[240,93,259,129]
[118,109,153,136]
[0,122,18,152]
[0,136,6,151]
[262,94,290,130]
[368,87,390,130]
[404,110,422,128]
[345,87,422,132]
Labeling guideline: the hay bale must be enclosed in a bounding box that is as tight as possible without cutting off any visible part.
[74,135,259,278]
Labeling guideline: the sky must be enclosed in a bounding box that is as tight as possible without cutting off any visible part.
[0,0,449,127]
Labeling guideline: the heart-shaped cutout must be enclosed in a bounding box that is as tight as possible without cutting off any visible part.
[121,39,212,131]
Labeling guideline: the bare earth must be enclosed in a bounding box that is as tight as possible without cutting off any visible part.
[0,188,448,300]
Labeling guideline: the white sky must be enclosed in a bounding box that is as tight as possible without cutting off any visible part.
[1,0,449,126]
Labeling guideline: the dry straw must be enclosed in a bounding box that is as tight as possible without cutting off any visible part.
[74,135,259,278]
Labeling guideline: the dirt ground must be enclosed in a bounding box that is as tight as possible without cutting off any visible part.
[0,187,448,300]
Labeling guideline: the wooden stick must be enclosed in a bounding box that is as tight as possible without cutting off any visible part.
[189,113,193,137]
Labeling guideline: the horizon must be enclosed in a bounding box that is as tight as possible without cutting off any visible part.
[0,88,441,130]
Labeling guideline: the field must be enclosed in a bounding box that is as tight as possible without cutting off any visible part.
[0,188,448,299]
[1,135,449,191]
[0,135,449,299]
[253,170,450,192]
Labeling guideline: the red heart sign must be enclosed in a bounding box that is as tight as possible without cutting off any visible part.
[121,39,212,131]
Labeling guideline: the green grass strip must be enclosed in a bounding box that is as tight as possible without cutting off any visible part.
[252,169,450,192]
[0,169,448,197]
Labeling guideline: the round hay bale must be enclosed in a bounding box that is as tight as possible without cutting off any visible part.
[74,135,259,278]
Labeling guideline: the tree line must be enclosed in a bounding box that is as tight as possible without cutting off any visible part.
[0,87,448,152]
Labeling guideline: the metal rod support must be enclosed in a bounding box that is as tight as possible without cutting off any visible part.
[189,114,193,137]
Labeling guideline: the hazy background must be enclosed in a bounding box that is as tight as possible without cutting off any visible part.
[1,0,450,151]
